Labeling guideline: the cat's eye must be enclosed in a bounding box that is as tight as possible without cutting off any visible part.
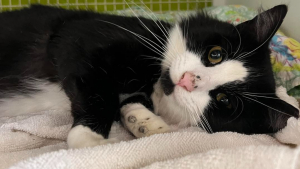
[216,93,232,109]
[208,46,222,64]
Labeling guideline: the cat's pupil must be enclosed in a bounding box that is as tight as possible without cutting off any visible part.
[216,93,230,107]
[208,46,223,64]
[220,97,229,106]
[210,50,222,59]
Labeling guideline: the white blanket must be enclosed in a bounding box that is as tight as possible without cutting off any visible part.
[1,107,300,169]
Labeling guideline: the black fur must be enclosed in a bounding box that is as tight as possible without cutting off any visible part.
[0,4,298,141]
[0,5,168,138]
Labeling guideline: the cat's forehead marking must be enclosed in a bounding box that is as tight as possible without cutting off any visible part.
[162,24,186,70]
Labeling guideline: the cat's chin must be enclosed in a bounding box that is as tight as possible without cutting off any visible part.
[151,84,210,127]
[172,86,189,104]
[152,83,191,126]
[173,86,199,107]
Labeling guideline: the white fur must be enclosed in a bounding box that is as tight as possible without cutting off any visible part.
[120,103,170,138]
[275,86,299,109]
[154,25,249,127]
[275,117,300,145]
[67,125,119,149]
[162,24,186,70]
[274,86,300,145]
[0,80,70,117]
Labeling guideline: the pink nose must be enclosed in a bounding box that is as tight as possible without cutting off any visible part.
[177,72,195,92]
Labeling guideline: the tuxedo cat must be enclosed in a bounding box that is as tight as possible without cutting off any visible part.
[0,4,298,148]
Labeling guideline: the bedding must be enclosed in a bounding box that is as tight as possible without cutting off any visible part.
[1,5,300,169]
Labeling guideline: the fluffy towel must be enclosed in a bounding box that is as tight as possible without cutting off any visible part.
[6,127,300,169]
[1,87,300,169]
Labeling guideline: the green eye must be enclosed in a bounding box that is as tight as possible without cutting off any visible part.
[216,93,232,109]
[208,46,223,64]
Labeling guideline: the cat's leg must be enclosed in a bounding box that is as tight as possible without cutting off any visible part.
[120,93,170,138]
[64,73,120,149]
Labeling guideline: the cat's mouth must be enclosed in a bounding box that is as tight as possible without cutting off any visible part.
[161,69,207,95]
[161,70,202,95]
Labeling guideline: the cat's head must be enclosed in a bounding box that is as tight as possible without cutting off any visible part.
[157,5,299,134]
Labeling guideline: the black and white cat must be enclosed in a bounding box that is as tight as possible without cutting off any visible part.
[0,4,298,148]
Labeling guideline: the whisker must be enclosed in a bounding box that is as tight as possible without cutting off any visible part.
[136,4,182,66]
[221,35,233,55]
[191,98,212,133]
[231,95,239,116]
[232,25,242,57]
[124,1,168,51]
[242,95,292,117]
[96,19,165,55]
[134,38,165,57]
[201,115,213,133]
[235,18,281,59]
[140,54,165,62]
[242,92,276,95]
[225,96,243,124]
[189,111,199,127]
[132,0,170,40]
[182,97,202,129]
[128,1,181,66]
[242,93,279,100]
[197,116,207,132]
[235,52,255,61]
[185,102,198,126]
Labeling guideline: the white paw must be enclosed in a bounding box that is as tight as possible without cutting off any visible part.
[121,103,171,138]
[67,125,120,149]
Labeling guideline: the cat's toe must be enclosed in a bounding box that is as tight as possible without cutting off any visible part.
[138,126,149,133]
[128,115,137,123]
[122,107,170,138]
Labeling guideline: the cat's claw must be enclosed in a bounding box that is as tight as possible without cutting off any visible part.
[121,104,171,138]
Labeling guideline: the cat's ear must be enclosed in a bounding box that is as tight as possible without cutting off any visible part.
[236,5,287,44]
[266,98,299,132]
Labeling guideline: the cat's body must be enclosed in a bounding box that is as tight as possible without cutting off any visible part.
[0,5,298,148]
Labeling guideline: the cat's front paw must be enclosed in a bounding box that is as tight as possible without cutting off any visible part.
[67,125,120,149]
[121,104,170,138]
